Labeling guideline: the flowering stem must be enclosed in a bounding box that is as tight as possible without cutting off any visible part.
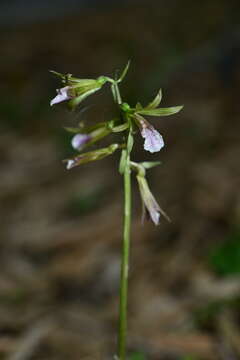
[118,150,131,360]
[112,81,131,360]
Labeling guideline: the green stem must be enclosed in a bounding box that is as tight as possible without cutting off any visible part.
[112,81,131,360]
[118,153,131,360]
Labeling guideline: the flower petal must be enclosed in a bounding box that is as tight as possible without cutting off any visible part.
[50,86,72,106]
[66,160,75,170]
[141,126,164,153]
[148,204,160,225]
[71,134,91,150]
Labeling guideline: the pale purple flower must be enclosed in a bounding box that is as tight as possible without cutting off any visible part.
[71,134,91,150]
[50,86,72,106]
[141,125,164,153]
[134,114,164,153]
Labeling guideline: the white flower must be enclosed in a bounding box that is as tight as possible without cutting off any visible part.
[66,160,75,170]
[50,86,72,106]
[71,134,91,150]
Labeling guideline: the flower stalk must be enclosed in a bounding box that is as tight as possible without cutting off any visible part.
[111,80,131,360]
[118,147,131,360]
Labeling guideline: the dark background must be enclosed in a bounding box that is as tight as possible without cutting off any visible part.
[1,1,240,359]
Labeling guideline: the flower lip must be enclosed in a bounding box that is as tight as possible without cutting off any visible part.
[135,114,164,153]
[71,134,91,150]
[141,125,164,153]
[50,86,72,106]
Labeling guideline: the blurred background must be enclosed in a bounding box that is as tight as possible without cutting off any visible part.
[1,0,240,359]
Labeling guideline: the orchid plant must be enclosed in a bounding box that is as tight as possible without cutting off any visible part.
[50,62,183,360]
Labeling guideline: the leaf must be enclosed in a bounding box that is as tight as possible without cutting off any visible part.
[138,105,183,116]
[140,161,161,169]
[119,149,127,174]
[118,60,131,82]
[146,89,162,109]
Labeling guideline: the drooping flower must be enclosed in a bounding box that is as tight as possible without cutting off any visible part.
[141,123,164,153]
[134,113,164,153]
[136,174,170,225]
[50,86,73,106]
[130,89,183,153]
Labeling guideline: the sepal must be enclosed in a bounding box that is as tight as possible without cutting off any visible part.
[118,60,131,82]
[110,123,129,133]
[145,89,162,110]
[137,105,183,117]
